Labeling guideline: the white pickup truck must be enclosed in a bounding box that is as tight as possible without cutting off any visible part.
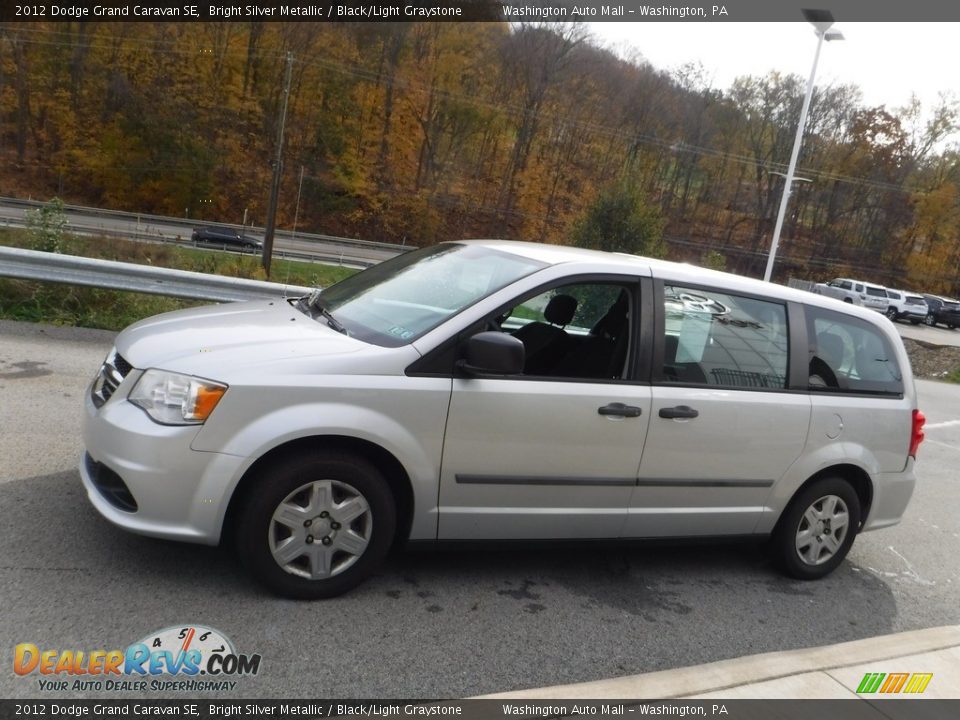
[813,278,889,313]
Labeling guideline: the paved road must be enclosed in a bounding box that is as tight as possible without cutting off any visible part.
[1,320,958,699]
[0,201,404,268]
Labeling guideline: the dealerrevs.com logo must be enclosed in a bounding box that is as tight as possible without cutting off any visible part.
[14,625,262,693]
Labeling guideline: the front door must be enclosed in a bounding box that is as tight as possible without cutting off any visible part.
[438,279,651,539]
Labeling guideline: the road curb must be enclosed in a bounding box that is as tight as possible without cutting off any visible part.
[479,625,960,699]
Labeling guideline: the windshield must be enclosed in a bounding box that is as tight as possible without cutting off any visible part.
[310,243,546,346]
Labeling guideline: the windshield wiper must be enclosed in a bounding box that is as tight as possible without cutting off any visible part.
[318,305,347,335]
[301,290,348,335]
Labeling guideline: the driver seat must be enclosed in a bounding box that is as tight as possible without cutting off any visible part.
[512,294,577,374]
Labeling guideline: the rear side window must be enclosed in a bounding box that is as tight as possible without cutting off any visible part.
[866,286,887,297]
[807,307,903,395]
[887,291,901,300]
[660,285,788,389]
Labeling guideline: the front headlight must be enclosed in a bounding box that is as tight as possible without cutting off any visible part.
[128,369,227,425]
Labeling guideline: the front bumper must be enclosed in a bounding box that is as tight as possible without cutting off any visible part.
[80,381,246,545]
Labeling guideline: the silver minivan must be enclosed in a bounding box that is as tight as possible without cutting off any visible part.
[81,241,925,598]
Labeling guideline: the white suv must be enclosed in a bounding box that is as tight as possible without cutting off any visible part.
[885,289,929,324]
[81,241,925,598]
[814,278,889,312]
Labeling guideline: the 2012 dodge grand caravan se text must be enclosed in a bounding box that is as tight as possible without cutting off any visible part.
[81,241,925,598]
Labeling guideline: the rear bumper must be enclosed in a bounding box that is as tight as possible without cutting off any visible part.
[898,308,928,320]
[861,458,917,532]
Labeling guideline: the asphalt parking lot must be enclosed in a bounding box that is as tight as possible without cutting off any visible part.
[1,319,958,699]
[896,320,960,348]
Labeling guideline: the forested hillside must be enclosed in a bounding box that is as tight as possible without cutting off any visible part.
[1,21,958,290]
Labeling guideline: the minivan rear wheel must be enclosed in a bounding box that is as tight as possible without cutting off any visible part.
[774,477,861,580]
[236,452,396,599]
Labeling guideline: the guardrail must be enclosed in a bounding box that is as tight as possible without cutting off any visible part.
[788,278,817,293]
[0,196,411,253]
[0,246,313,303]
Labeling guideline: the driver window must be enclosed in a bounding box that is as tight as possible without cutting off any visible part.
[499,282,633,381]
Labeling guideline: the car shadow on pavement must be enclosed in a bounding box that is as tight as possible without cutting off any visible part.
[0,470,903,699]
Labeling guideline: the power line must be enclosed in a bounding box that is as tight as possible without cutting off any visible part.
[4,26,949,199]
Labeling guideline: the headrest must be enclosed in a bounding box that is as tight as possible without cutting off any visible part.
[591,291,629,338]
[544,294,577,326]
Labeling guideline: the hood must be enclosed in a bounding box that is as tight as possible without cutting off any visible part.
[115,300,375,377]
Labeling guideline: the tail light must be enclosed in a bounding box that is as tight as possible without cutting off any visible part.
[909,409,925,458]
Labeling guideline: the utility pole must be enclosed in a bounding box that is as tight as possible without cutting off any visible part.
[291,165,305,243]
[262,52,294,276]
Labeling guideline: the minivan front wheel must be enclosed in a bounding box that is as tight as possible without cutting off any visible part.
[774,477,861,580]
[237,452,396,599]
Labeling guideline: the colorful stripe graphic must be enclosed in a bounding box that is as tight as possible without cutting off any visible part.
[856,672,933,694]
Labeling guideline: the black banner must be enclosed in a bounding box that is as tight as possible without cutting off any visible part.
[3,700,960,720]
[4,0,960,23]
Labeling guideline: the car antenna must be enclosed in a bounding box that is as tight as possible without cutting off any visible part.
[282,252,292,299]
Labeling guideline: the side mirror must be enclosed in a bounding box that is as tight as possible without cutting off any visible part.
[457,331,524,376]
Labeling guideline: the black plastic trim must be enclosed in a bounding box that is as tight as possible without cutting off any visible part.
[84,453,138,513]
[635,478,774,488]
[787,300,809,390]
[456,474,637,487]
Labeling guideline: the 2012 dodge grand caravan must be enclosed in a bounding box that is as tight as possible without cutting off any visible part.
[81,241,925,598]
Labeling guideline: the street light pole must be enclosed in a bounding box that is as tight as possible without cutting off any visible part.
[763,11,843,283]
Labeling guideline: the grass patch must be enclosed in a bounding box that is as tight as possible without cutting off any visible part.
[946,367,960,384]
[0,229,357,331]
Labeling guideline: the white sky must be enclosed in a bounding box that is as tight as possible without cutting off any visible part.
[588,22,960,117]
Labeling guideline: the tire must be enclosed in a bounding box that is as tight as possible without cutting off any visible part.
[910,320,921,325]
[843,298,853,304]
[884,307,897,320]
[773,476,861,580]
[236,451,396,599]
[924,315,936,327]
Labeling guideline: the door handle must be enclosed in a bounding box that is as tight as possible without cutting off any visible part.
[598,402,642,418]
[658,405,699,419]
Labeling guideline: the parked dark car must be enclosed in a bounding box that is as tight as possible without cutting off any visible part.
[191,226,262,252]
[922,294,960,329]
